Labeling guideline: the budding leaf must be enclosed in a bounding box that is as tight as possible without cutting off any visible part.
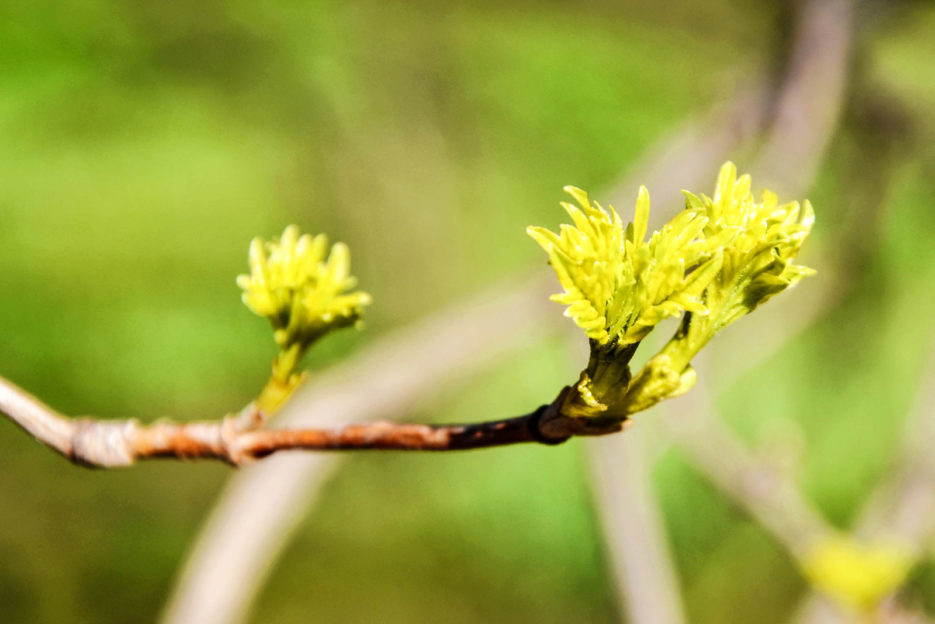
[529,161,815,420]
[237,225,372,351]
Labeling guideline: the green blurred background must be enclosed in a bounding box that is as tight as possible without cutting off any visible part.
[2,0,935,622]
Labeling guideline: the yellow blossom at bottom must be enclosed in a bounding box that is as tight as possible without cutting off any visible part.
[801,535,914,612]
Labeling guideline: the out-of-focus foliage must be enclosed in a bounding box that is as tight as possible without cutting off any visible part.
[0,1,934,624]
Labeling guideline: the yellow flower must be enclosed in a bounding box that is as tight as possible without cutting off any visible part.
[802,536,914,612]
[237,225,371,350]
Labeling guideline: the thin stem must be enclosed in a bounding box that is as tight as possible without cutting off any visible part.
[0,373,591,467]
[239,412,550,455]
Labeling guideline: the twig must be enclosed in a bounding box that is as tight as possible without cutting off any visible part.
[2,396,552,465]
[0,379,256,466]
[0,375,605,466]
[0,377,74,458]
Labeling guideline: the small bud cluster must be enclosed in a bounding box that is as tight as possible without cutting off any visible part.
[237,225,371,411]
[237,225,371,351]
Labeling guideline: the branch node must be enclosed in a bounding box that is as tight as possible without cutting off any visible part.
[220,416,253,466]
[528,402,572,446]
[71,417,139,468]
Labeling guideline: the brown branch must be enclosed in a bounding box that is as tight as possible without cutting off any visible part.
[234,403,577,456]
[0,269,605,467]
[240,415,540,454]
[0,376,248,467]
[1,372,612,466]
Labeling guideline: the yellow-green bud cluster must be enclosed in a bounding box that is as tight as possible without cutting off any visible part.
[530,162,815,418]
[237,225,371,351]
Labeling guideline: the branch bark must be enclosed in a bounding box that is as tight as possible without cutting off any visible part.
[0,383,562,466]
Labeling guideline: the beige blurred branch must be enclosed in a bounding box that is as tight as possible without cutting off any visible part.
[588,87,780,624]
[855,341,935,547]
[590,427,688,624]
[664,376,833,556]
[656,240,843,558]
[754,0,854,194]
